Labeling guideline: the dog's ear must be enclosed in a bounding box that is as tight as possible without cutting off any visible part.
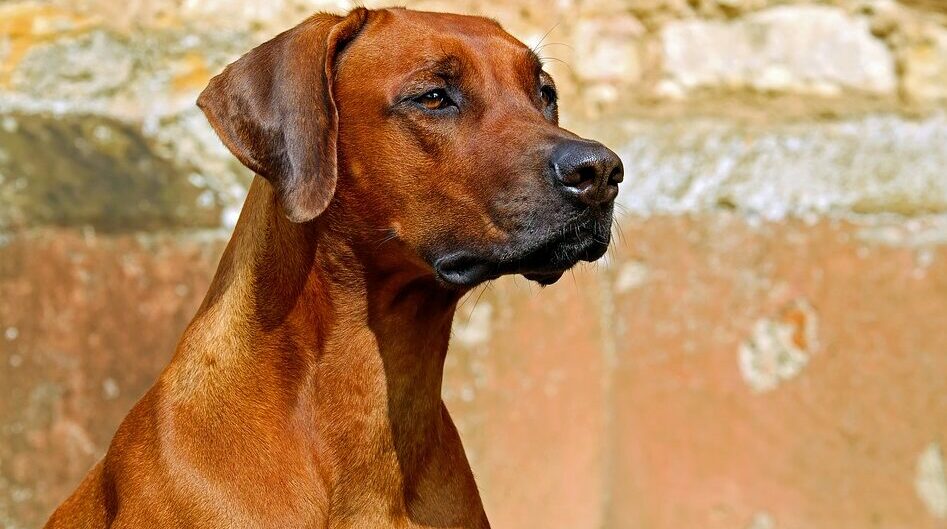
[198,9,369,223]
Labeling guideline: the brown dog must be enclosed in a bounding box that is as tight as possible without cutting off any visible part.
[45,7,622,528]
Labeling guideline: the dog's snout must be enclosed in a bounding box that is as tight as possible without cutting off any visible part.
[550,140,623,206]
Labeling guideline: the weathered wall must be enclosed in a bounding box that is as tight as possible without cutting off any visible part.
[1,0,946,528]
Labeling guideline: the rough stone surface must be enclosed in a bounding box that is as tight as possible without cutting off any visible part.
[10,30,135,99]
[1,0,947,528]
[0,0,944,233]
[916,442,947,519]
[604,215,947,529]
[608,113,947,220]
[573,16,644,84]
[0,229,227,529]
[738,299,818,393]
[0,111,227,231]
[660,6,897,96]
[903,24,947,100]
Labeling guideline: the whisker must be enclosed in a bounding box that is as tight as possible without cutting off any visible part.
[374,231,399,248]
[534,42,574,53]
[537,56,574,74]
[531,24,560,54]
[613,221,627,245]
[467,283,489,317]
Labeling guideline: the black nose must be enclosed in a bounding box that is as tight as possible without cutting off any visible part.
[550,140,623,206]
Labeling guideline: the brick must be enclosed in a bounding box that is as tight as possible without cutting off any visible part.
[659,6,897,95]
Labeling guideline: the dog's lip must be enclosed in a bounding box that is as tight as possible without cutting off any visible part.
[432,227,610,289]
[522,270,566,286]
[433,252,502,288]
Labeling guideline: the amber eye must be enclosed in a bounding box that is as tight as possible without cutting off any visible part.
[415,89,452,111]
[540,85,558,107]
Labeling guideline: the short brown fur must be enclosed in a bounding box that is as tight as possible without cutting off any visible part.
[46,7,622,528]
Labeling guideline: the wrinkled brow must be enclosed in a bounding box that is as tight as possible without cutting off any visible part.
[393,55,466,100]
[409,54,465,81]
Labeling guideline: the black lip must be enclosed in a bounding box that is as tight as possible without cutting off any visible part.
[433,252,502,288]
[522,271,566,286]
[432,215,612,289]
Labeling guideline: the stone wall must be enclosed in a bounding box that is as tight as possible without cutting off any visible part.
[1,1,946,528]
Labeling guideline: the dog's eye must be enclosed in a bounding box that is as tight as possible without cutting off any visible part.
[414,89,453,111]
[540,85,558,107]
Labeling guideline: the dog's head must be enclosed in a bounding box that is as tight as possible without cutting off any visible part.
[199,7,623,290]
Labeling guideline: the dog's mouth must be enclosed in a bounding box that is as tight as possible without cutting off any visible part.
[433,213,613,289]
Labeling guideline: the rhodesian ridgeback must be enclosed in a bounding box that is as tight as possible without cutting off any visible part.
[46,6,622,528]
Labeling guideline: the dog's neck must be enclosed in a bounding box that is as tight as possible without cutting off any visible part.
[169,177,472,504]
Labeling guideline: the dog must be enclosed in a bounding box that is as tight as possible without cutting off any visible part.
[45,7,622,528]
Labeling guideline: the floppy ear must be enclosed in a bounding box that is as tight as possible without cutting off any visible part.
[198,8,369,222]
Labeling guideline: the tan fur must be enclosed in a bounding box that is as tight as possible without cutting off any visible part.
[46,7,622,528]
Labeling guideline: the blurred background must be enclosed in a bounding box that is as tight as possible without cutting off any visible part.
[1,0,946,527]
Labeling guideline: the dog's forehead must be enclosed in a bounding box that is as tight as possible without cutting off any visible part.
[381,8,518,41]
[340,8,537,84]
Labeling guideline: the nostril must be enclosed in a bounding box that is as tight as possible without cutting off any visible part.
[573,165,598,191]
[556,160,597,189]
[607,163,624,185]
